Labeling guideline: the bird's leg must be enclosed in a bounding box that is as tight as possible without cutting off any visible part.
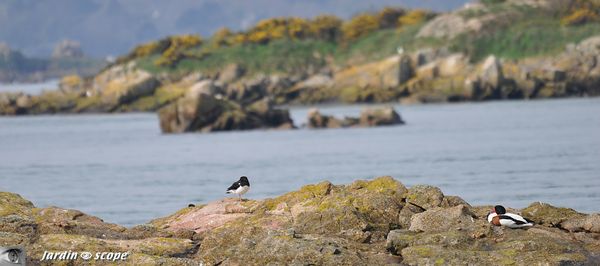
[238,194,241,201]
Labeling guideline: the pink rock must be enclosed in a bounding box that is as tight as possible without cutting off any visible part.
[165,198,252,234]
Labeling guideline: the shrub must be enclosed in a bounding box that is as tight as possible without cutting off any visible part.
[212,27,234,47]
[561,9,598,26]
[309,15,343,42]
[378,7,405,28]
[287,17,311,40]
[342,13,380,40]
[247,18,289,44]
[398,10,429,27]
[155,35,203,67]
[247,31,271,44]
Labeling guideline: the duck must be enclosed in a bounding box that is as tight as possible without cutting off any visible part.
[487,205,534,228]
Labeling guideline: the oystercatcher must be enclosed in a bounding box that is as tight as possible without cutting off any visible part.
[226,176,250,201]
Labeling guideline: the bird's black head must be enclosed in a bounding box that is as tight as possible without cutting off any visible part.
[239,176,250,186]
[493,205,506,214]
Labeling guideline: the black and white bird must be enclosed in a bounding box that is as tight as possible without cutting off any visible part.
[226,176,250,201]
[487,205,534,228]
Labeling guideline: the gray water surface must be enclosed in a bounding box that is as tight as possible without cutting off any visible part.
[0,79,59,95]
[1,98,599,226]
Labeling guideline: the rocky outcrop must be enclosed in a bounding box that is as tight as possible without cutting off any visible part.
[2,177,600,265]
[158,93,294,133]
[307,106,404,129]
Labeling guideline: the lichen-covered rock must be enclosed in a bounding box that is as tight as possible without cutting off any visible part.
[333,55,409,92]
[561,214,600,233]
[192,176,408,265]
[404,184,444,210]
[3,178,600,265]
[0,192,34,217]
[150,198,255,236]
[521,202,586,227]
[94,67,160,107]
[32,207,129,239]
[409,205,476,233]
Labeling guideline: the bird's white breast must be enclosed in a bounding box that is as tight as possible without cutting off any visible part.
[234,185,249,195]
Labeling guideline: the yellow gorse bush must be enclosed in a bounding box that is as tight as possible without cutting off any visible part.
[342,13,380,40]
[211,27,234,47]
[398,10,429,27]
[155,35,203,67]
[561,9,598,26]
[561,0,600,26]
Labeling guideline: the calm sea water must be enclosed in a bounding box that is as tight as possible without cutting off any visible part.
[1,98,599,226]
[0,80,59,95]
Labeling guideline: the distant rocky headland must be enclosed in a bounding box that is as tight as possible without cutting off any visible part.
[0,40,105,83]
[2,176,599,265]
[1,0,600,132]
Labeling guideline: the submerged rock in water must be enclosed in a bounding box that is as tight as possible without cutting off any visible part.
[1,177,599,265]
[307,106,404,129]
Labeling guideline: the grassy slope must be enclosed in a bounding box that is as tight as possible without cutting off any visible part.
[462,20,600,62]
[134,4,600,76]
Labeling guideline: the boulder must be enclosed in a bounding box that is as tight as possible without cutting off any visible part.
[32,207,129,239]
[408,205,476,232]
[158,94,294,133]
[158,94,224,133]
[186,80,217,98]
[306,108,343,129]
[521,202,586,227]
[562,214,600,233]
[405,185,444,210]
[333,55,409,91]
[15,95,32,109]
[480,55,504,89]
[218,64,245,84]
[359,107,404,126]
[94,67,160,106]
[416,62,439,80]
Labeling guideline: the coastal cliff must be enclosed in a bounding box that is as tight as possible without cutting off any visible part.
[2,177,599,265]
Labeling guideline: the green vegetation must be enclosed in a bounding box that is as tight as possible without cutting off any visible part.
[451,18,600,62]
[138,39,337,75]
[121,2,600,75]
[124,7,437,75]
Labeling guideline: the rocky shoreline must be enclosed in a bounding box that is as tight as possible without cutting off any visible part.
[2,176,599,265]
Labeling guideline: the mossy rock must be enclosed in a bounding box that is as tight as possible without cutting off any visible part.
[521,202,585,227]
[32,207,128,239]
[0,231,28,246]
[0,192,34,217]
[404,184,444,210]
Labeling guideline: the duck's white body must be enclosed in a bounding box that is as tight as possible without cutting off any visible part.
[487,212,534,228]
